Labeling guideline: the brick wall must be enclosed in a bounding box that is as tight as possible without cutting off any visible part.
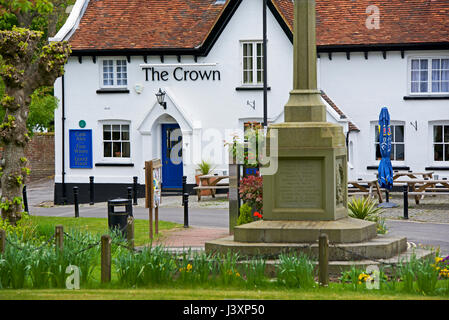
[24,133,55,181]
[0,133,55,184]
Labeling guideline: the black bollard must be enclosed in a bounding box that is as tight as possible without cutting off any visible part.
[133,176,138,205]
[182,176,188,228]
[403,185,408,220]
[89,176,94,205]
[385,190,390,203]
[73,186,79,218]
[183,192,189,228]
[127,187,132,202]
[22,185,29,214]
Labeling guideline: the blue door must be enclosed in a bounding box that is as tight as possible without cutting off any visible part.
[162,124,183,189]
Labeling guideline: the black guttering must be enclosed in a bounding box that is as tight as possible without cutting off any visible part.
[69,0,243,58]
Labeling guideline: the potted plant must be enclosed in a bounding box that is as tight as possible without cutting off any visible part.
[195,160,216,196]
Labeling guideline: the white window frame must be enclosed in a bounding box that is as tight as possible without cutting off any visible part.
[371,121,406,165]
[429,121,449,164]
[98,120,132,163]
[240,40,264,86]
[408,56,449,96]
[99,58,128,89]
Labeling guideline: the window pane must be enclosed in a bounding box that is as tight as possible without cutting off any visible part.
[411,59,420,70]
[445,145,449,162]
[435,144,444,161]
[442,82,449,92]
[104,142,112,157]
[374,126,380,142]
[411,82,419,93]
[122,142,130,158]
[444,126,449,143]
[375,144,381,160]
[420,71,428,81]
[396,144,405,161]
[442,70,449,81]
[113,142,121,157]
[442,59,449,69]
[411,71,419,81]
[434,126,443,143]
[394,126,404,143]
[432,81,440,93]
[432,59,441,70]
[420,82,428,92]
[421,59,428,69]
[390,144,395,161]
[257,71,262,83]
[121,125,130,140]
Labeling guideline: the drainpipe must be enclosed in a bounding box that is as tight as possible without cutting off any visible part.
[61,75,67,204]
[263,0,268,127]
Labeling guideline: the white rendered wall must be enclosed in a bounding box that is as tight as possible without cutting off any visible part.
[54,0,346,186]
[320,50,449,180]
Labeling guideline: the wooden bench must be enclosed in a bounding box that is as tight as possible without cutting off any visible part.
[193,186,229,201]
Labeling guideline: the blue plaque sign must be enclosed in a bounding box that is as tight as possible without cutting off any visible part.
[69,129,93,169]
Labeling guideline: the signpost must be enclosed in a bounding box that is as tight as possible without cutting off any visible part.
[145,159,162,239]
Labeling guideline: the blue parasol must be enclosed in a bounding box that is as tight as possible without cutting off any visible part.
[378,107,393,191]
[377,107,398,208]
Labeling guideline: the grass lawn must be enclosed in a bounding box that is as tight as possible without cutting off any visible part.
[29,216,182,246]
[0,284,448,300]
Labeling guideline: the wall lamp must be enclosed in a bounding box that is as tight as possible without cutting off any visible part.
[155,88,167,109]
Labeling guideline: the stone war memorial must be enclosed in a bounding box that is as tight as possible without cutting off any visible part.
[205,0,431,273]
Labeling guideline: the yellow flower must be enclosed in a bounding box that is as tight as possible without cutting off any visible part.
[235,272,240,277]
[186,264,193,272]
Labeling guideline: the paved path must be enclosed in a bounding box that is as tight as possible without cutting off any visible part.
[21,178,449,256]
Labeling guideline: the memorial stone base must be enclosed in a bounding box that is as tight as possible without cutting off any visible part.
[206,119,433,273]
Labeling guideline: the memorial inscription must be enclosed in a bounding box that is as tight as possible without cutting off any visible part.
[277,159,323,209]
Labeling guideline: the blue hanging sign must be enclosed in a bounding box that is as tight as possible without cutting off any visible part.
[69,129,93,169]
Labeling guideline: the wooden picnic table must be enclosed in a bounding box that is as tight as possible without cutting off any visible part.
[194,175,229,201]
[348,180,383,203]
[395,178,449,204]
[375,171,434,181]
[392,171,434,181]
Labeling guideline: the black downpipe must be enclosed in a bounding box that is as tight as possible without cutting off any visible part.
[263,0,268,127]
[61,75,67,204]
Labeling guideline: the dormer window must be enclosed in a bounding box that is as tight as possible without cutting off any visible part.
[101,59,128,88]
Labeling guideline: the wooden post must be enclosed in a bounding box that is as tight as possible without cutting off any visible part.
[145,161,153,240]
[55,225,64,252]
[101,234,112,283]
[127,217,135,250]
[155,206,159,235]
[319,233,329,287]
[0,229,5,254]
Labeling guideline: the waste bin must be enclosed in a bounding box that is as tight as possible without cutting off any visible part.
[107,198,133,237]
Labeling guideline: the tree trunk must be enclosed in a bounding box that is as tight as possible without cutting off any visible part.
[1,142,26,225]
[0,90,31,225]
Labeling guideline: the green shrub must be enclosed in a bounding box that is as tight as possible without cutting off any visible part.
[237,203,253,226]
[348,197,387,234]
[276,252,316,289]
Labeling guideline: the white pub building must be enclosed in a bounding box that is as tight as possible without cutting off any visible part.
[51,0,449,204]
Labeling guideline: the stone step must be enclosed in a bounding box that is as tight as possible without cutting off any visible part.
[233,218,378,244]
[260,248,435,276]
[205,234,408,261]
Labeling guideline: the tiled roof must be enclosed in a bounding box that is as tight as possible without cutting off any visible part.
[273,0,449,47]
[321,91,359,132]
[69,0,449,51]
[69,0,228,51]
